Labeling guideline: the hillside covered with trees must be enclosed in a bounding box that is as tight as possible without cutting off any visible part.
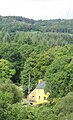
[0,16,73,120]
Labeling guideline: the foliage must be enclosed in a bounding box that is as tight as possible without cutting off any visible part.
[21,45,73,98]
[44,46,73,98]
[0,16,73,120]
[21,49,54,94]
[0,16,73,34]
[0,59,15,82]
[0,81,23,120]
[0,82,23,103]
[53,92,73,120]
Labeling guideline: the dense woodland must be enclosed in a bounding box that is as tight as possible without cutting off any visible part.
[0,16,73,120]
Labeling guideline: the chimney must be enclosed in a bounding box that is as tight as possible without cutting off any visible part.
[38,79,43,83]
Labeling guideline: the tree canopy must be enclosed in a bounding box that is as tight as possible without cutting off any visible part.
[0,16,73,120]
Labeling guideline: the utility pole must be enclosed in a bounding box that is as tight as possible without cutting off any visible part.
[28,72,30,95]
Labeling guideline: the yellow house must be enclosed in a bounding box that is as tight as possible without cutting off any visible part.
[27,79,50,105]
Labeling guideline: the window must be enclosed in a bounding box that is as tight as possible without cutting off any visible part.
[44,97,46,100]
[39,96,40,99]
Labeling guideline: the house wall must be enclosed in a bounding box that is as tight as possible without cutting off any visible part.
[36,89,45,103]
[27,88,49,104]
[27,89,37,102]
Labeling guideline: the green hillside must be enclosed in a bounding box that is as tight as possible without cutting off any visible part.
[0,16,73,33]
[0,16,73,120]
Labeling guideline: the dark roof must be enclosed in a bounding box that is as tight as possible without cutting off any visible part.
[36,81,46,89]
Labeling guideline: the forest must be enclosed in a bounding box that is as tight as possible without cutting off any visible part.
[0,16,73,120]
